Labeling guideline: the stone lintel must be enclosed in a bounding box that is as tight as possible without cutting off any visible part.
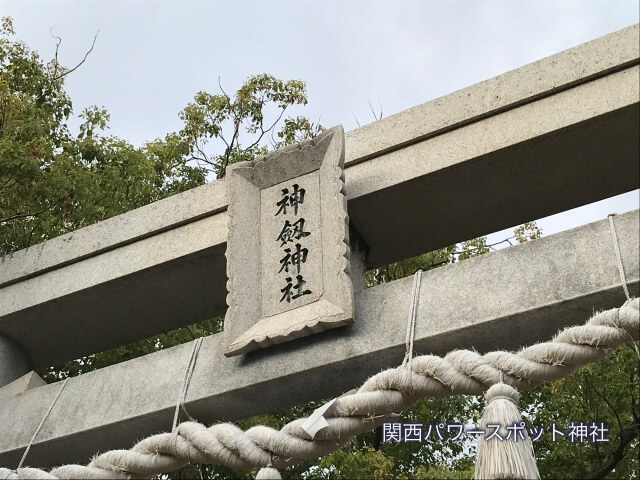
[2,24,637,287]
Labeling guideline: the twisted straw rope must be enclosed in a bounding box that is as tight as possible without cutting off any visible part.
[1,298,637,479]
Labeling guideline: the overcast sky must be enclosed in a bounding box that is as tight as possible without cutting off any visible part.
[3,0,639,240]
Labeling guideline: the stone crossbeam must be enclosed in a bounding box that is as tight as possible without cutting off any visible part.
[0,210,637,468]
[0,25,638,368]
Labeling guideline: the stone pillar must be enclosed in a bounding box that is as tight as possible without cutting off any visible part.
[0,335,29,388]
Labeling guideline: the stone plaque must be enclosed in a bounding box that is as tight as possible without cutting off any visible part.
[224,126,353,356]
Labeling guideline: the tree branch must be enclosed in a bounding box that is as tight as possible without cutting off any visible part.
[630,369,638,422]
[50,30,99,81]
[0,209,46,224]
[218,76,231,105]
[219,118,240,178]
[193,141,211,165]
[0,176,16,192]
[368,99,383,121]
[245,105,287,152]
[452,236,517,257]
[586,421,639,480]
[218,131,230,152]
[587,374,624,432]
[27,217,45,247]
[49,28,62,78]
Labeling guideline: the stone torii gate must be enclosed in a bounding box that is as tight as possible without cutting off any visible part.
[0,25,638,471]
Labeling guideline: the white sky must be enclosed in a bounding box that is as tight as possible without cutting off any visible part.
[3,0,639,240]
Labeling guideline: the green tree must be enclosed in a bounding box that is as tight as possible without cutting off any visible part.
[178,75,321,178]
[522,344,639,479]
[0,17,205,254]
[0,17,319,255]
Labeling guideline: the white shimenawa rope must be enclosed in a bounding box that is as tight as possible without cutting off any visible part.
[608,214,631,301]
[16,377,69,470]
[172,337,203,432]
[402,270,422,368]
[2,298,637,479]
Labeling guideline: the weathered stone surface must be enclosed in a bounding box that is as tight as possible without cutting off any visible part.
[0,371,45,399]
[346,65,639,266]
[0,25,638,369]
[344,24,639,166]
[0,180,226,288]
[0,210,637,468]
[225,127,352,356]
[0,216,228,368]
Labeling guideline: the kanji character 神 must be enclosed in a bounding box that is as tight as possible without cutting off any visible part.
[278,243,309,274]
[275,184,306,216]
[568,422,588,443]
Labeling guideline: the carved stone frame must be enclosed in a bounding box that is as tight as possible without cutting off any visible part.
[224,126,353,356]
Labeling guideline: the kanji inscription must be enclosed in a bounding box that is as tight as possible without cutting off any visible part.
[224,126,353,356]
[261,172,322,317]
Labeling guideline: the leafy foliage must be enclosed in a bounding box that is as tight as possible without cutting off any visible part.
[514,221,542,244]
[177,74,322,178]
[522,344,639,479]
[0,17,206,254]
[0,18,318,255]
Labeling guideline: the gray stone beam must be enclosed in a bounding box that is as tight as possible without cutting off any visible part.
[0,25,638,369]
[0,211,637,468]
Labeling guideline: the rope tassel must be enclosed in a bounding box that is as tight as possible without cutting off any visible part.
[474,383,539,480]
[256,467,282,479]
